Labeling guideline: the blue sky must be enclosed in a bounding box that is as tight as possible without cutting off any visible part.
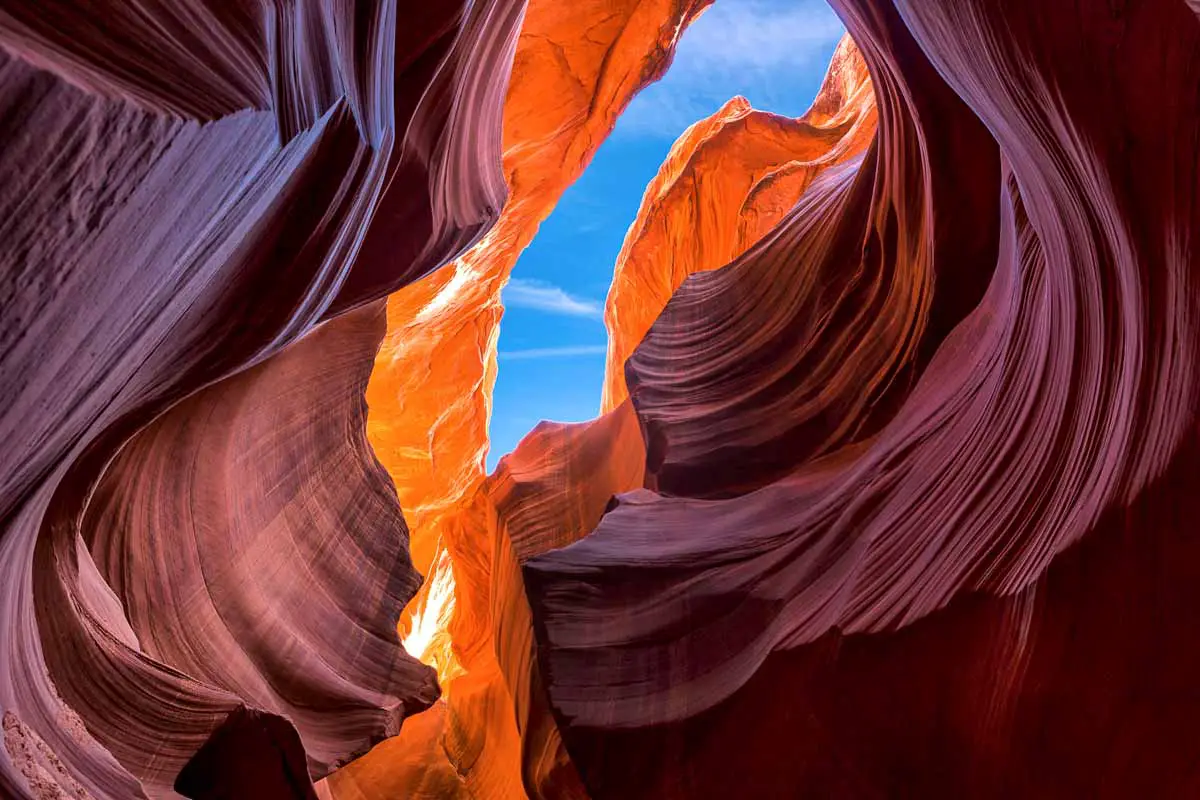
[487,0,845,470]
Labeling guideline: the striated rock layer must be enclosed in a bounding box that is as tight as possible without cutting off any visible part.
[353,8,885,800]
[0,0,524,796]
[523,0,1200,796]
[352,1,713,797]
[5,0,1200,797]
[350,14,881,800]
[602,34,876,411]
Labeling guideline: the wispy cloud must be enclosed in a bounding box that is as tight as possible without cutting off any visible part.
[504,278,604,319]
[683,1,844,70]
[616,0,845,138]
[497,345,608,361]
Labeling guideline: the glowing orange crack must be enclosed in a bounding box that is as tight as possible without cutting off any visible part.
[401,543,464,694]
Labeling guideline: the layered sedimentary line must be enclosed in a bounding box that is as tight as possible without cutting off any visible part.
[521,0,1200,795]
[354,3,714,797]
[352,11,878,799]
[601,33,876,413]
[0,0,524,797]
[4,0,1197,796]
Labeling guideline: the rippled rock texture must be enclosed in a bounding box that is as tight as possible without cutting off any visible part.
[0,0,524,796]
[347,2,711,797]
[528,0,1200,796]
[4,0,1200,798]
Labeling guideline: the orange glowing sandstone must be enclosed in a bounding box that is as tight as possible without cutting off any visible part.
[602,34,875,410]
[347,13,876,800]
[366,0,712,684]
[351,1,712,797]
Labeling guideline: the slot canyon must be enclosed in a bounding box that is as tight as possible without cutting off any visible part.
[1,0,1199,798]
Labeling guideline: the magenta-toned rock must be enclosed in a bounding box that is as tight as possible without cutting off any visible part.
[4,0,1200,797]
[0,1,522,796]
[526,0,1200,796]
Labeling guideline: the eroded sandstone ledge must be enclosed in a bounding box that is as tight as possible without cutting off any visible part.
[3,0,1200,798]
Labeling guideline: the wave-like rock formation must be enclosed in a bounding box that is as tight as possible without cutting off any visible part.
[602,35,876,411]
[4,0,1200,797]
[343,2,712,797]
[524,0,1200,796]
[344,18,878,799]
[0,0,524,796]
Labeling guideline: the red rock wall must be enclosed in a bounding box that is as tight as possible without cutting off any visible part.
[350,2,713,797]
[4,0,1200,798]
[526,0,1200,796]
[351,9,878,800]
[0,1,524,796]
[602,33,876,411]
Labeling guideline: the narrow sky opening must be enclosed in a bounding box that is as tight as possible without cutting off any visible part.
[487,0,845,470]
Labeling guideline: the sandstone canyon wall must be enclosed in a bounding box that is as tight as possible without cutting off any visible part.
[527,0,1200,796]
[3,0,1200,798]
[0,0,524,796]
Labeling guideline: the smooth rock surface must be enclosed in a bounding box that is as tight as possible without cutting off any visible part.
[5,0,1200,797]
[0,0,523,795]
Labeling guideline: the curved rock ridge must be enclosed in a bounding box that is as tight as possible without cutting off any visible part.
[354,1,711,796]
[0,0,524,796]
[483,403,647,798]
[330,403,647,800]
[355,18,879,800]
[366,0,715,630]
[523,0,1200,795]
[6,0,1199,796]
[601,33,876,412]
